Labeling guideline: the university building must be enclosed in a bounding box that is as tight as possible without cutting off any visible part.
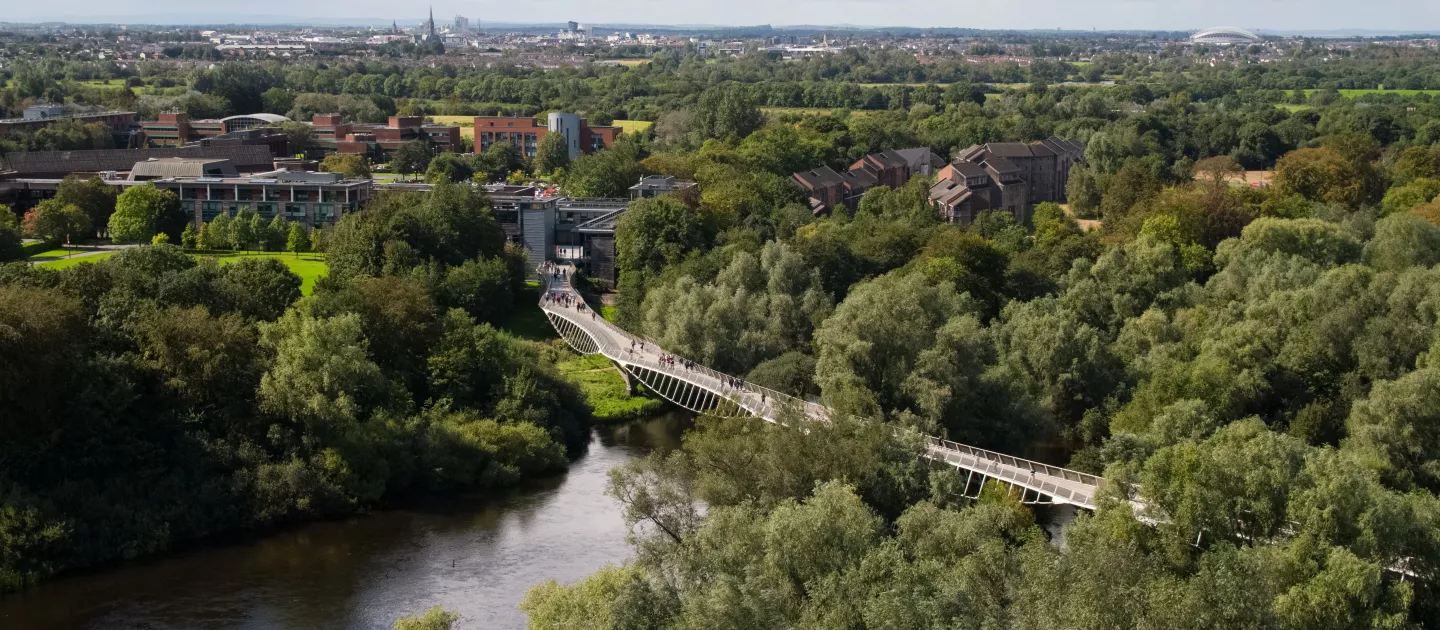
[929,137,1083,225]
[310,114,464,161]
[473,112,621,159]
[791,147,943,215]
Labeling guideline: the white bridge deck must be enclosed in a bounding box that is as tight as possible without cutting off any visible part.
[539,265,1103,509]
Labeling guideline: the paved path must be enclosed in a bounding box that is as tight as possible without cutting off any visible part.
[538,264,1102,509]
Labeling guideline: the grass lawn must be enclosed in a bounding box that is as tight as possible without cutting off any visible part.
[190,251,328,295]
[856,82,951,88]
[613,119,653,134]
[427,116,477,140]
[555,352,666,423]
[1304,88,1440,98]
[501,282,557,342]
[36,251,118,268]
[761,107,880,118]
[600,305,617,322]
[27,247,100,263]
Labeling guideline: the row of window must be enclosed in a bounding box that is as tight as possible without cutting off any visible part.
[187,201,339,222]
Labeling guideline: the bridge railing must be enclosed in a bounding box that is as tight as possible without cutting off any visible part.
[926,437,1102,487]
[539,263,1101,508]
[540,266,815,418]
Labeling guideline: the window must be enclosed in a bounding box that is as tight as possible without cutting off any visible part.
[256,203,275,217]
[200,201,221,221]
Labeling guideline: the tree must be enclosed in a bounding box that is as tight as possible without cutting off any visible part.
[109,183,180,244]
[261,87,295,116]
[474,142,526,183]
[232,209,258,251]
[1274,147,1372,207]
[693,84,763,142]
[562,147,643,198]
[22,200,91,243]
[279,122,313,157]
[265,215,289,251]
[392,607,459,630]
[287,223,309,257]
[424,153,475,184]
[204,213,233,250]
[151,232,170,245]
[813,270,981,415]
[533,131,571,176]
[319,153,371,179]
[180,223,198,249]
[53,175,117,236]
[0,206,21,261]
[390,141,432,180]
[615,195,714,277]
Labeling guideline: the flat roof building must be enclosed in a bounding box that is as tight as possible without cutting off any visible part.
[473,113,621,160]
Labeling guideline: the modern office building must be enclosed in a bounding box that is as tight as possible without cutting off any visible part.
[155,169,372,228]
[310,114,464,160]
[473,113,621,159]
[139,112,293,147]
[629,175,697,199]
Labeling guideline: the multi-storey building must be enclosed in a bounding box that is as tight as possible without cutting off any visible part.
[473,112,621,159]
[930,137,1084,225]
[310,114,463,161]
[792,147,942,215]
[156,169,371,229]
[139,112,293,148]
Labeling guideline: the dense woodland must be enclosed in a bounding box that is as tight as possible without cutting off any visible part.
[5,38,1440,629]
[0,182,590,591]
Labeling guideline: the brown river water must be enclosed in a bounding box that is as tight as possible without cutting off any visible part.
[0,413,692,630]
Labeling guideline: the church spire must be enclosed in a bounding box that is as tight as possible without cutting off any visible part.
[428,6,436,39]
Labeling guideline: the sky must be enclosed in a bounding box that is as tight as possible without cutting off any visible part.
[6,0,1440,33]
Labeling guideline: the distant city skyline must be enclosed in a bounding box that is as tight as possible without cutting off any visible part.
[6,0,1440,34]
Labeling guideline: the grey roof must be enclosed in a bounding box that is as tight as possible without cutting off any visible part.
[843,167,878,188]
[220,113,291,124]
[793,166,846,189]
[982,143,1036,158]
[866,150,909,169]
[129,157,238,180]
[983,156,1022,173]
[894,147,944,170]
[2,145,276,176]
[951,162,990,180]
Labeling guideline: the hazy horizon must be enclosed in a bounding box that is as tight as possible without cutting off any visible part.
[5,0,1440,34]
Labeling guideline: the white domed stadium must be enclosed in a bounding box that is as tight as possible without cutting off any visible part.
[1191,27,1263,45]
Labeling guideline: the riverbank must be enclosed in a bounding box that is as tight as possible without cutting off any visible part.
[0,413,692,629]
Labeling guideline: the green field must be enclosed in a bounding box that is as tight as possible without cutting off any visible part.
[613,119,653,134]
[35,250,328,294]
[36,251,119,268]
[501,283,557,342]
[192,251,328,294]
[555,352,666,423]
[761,107,881,118]
[1304,88,1440,98]
[26,247,101,263]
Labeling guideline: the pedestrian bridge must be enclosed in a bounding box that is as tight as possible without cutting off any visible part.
[539,265,1104,510]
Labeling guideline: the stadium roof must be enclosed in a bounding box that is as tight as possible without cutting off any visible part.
[1191,27,1263,43]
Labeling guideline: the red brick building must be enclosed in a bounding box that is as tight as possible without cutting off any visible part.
[310,114,464,161]
[473,113,621,159]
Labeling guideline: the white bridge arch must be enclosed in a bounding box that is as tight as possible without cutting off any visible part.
[539,264,1104,510]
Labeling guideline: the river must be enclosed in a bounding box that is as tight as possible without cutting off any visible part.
[0,412,693,630]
